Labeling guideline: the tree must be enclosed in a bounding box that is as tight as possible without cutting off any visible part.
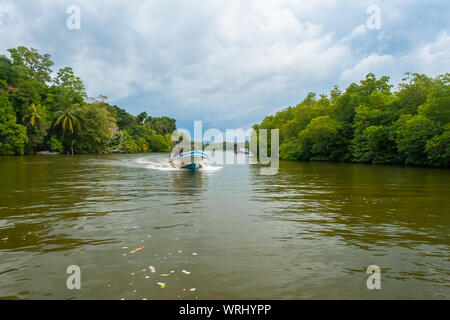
[22,103,43,127]
[425,124,450,168]
[73,103,117,154]
[396,73,434,115]
[53,67,86,97]
[394,114,438,166]
[7,46,54,83]
[106,104,136,129]
[254,72,448,168]
[9,80,41,121]
[145,116,176,135]
[47,135,63,153]
[296,116,343,161]
[0,91,28,155]
[136,112,148,124]
[0,46,178,156]
[22,103,48,149]
[352,125,399,164]
[417,74,450,126]
[351,91,398,163]
[52,106,83,145]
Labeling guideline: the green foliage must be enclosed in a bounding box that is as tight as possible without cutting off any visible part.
[0,91,28,155]
[417,74,450,126]
[52,106,83,139]
[0,46,177,156]
[48,135,63,153]
[254,73,450,168]
[53,67,86,96]
[73,104,117,154]
[106,104,136,129]
[352,125,399,164]
[122,130,139,153]
[7,46,54,83]
[145,116,176,135]
[147,133,172,152]
[425,124,450,168]
[394,114,439,166]
[296,116,343,161]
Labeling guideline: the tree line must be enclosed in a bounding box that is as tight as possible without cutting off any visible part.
[253,73,449,168]
[0,46,176,155]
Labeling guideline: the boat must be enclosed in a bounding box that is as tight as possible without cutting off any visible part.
[35,151,59,155]
[170,150,208,171]
[239,146,250,154]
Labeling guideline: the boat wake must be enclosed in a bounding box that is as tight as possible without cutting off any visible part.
[133,157,222,172]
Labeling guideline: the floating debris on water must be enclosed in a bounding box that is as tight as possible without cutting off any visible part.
[145,276,150,279]
[192,253,197,256]
[149,266,155,273]
[182,270,191,275]
[160,273,170,277]
[170,271,174,273]
[157,282,166,288]
[130,246,144,253]
[190,288,196,291]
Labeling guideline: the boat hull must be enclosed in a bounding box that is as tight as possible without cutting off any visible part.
[170,151,208,171]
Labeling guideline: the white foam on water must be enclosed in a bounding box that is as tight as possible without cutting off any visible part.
[133,156,222,172]
[199,163,222,172]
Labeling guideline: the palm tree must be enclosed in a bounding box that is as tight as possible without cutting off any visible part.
[22,103,43,127]
[52,106,83,154]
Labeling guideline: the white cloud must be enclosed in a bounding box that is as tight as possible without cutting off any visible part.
[0,0,32,49]
[415,31,450,71]
[347,24,367,40]
[59,0,352,125]
[340,54,394,83]
[0,0,449,129]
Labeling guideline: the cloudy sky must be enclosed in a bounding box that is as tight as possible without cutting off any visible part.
[0,0,449,132]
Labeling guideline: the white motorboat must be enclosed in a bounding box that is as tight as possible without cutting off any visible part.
[170,150,208,171]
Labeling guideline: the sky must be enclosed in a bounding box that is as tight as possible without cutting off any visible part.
[0,0,449,133]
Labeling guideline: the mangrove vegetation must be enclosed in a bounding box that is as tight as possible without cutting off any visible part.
[253,73,449,168]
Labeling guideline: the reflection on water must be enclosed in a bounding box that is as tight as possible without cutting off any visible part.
[0,154,449,299]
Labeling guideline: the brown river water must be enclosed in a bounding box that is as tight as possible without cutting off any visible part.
[0,153,449,299]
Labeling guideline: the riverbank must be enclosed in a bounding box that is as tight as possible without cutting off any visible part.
[252,73,449,169]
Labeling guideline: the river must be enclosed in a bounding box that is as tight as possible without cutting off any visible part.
[0,153,448,299]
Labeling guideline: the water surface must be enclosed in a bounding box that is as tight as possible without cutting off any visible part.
[0,153,449,299]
